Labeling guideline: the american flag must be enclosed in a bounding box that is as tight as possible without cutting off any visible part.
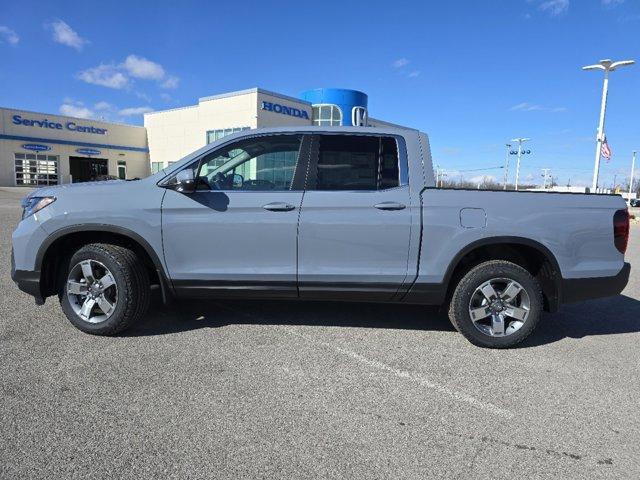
[601,136,612,162]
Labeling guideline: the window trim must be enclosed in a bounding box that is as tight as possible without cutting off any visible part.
[304,133,408,192]
[163,133,312,193]
[312,104,343,127]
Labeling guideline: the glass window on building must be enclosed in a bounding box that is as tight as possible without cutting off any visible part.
[313,135,399,191]
[14,153,59,186]
[312,105,342,126]
[206,126,251,145]
[151,162,163,173]
[197,135,303,191]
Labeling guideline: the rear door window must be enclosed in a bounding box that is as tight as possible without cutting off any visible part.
[312,135,400,191]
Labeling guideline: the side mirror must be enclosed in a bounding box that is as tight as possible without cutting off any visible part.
[175,169,196,193]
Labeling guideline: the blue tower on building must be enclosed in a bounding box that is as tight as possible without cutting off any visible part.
[300,88,369,127]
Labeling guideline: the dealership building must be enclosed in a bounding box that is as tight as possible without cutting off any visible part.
[0,108,149,187]
[0,88,405,187]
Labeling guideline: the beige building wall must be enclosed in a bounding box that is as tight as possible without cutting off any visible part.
[144,88,314,168]
[145,90,259,167]
[0,107,149,187]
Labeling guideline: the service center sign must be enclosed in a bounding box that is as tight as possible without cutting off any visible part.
[12,114,108,135]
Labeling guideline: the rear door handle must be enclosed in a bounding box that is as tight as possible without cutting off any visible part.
[374,202,406,211]
[262,202,296,212]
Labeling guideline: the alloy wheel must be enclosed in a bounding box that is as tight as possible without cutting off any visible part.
[468,277,531,337]
[66,259,118,324]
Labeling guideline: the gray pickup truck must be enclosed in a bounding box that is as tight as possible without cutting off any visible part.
[11,126,631,348]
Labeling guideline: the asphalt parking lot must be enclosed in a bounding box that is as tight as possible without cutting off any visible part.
[1,187,639,479]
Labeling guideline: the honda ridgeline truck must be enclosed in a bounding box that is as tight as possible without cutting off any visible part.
[11,127,631,348]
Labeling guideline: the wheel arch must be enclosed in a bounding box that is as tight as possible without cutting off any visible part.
[443,236,562,312]
[36,225,172,302]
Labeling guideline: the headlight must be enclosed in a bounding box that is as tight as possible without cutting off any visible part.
[21,196,56,219]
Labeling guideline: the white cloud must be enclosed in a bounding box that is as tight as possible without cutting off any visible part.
[161,75,180,89]
[160,93,172,102]
[77,64,130,89]
[59,100,95,119]
[123,55,165,80]
[0,26,19,45]
[49,20,88,51]
[510,102,543,111]
[60,99,154,120]
[392,58,410,68]
[134,91,152,102]
[77,55,179,92]
[118,106,153,116]
[392,58,420,79]
[510,102,566,112]
[602,0,624,5]
[538,0,569,16]
[94,101,113,111]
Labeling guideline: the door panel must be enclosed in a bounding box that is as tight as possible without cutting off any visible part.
[162,189,302,297]
[298,187,412,299]
[297,134,413,300]
[161,133,309,298]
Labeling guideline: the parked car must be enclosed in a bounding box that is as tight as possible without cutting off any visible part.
[11,127,631,348]
[630,198,640,207]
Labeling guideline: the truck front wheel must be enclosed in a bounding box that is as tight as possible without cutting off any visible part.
[448,260,543,348]
[59,243,150,335]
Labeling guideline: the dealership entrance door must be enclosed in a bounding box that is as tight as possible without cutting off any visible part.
[69,156,109,183]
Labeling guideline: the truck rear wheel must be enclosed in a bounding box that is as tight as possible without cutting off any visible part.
[448,260,543,348]
[60,243,150,335]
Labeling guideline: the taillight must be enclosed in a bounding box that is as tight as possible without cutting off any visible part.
[613,209,630,254]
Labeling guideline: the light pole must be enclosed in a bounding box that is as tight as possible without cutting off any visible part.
[582,59,635,192]
[541,168,551,189]
[629,150,637,204]
[503,143,511,190]
[511,138,530,191]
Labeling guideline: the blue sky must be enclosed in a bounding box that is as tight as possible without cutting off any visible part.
[1,0,638,188]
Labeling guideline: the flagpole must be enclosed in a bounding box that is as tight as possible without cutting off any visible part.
[583,59,635,193]
[630,151,637,204]
[592,70,609,192]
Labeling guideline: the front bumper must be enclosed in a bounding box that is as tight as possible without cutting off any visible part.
[562,262,631,304]
[11,250,44,305]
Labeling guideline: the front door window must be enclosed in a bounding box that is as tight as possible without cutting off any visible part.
[196,135,303,191]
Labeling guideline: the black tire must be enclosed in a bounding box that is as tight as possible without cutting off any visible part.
[448,260,543,349]
[59,243,150,335]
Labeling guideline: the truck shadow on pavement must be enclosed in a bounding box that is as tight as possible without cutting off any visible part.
[125,294,640,348]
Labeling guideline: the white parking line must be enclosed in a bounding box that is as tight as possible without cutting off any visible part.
[213,302,514,419]
[285,327,515,419]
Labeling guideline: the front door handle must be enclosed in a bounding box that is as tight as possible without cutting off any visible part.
[374,201,406,211]
[262,202,296,212]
